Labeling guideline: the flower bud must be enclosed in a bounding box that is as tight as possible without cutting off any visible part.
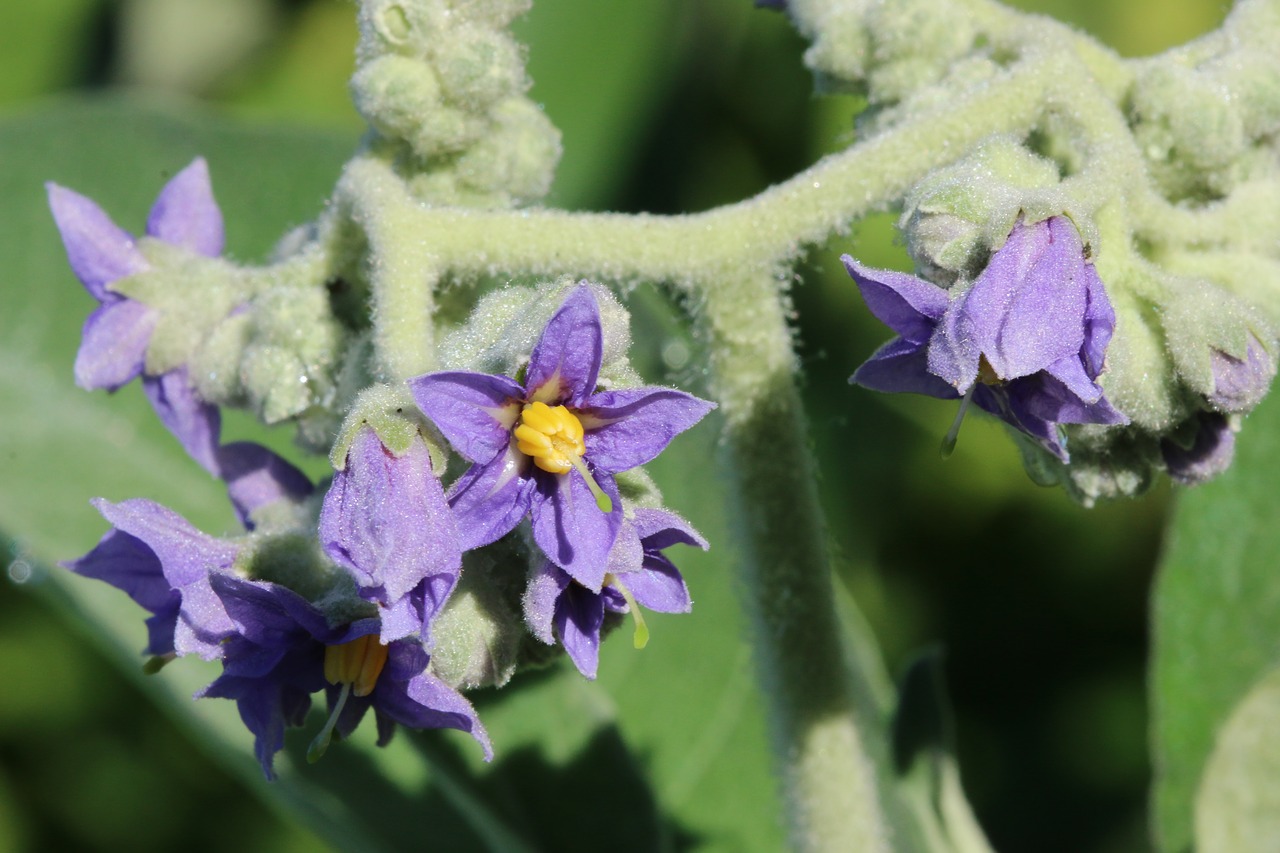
[1208,335,1276,413]
[900,136,1063,286]
[1129,63,1248,201]
[432,25,527,109]
[1161,412,1237,486]
[454,98,562,204]
[427,549,524,689]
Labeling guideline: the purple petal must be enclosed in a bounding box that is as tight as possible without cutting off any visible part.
[46,182,148,301]
[216,442,314,530]
[1163,412,1237,485]
[74,299,155,391]
[977,386,1069,462]
[842,256,949,343]
[605,518,644,575]
[62,528,179,657]
[963,217,1087,381]
[447,449,535,551]
[621,555,691,614]
[319,428,462,605]
[1042,353,1104,405]
[555,583,607,680]
[143,369,222,475]
[146,158,225,258]
[201,676,293,780]
[631,507,708,551]
[522,561,573,644]
[853,336,960,399]
[530,468,621,591]
[93,497,239,658]
[580,387,715,473]
[1008,371,1127,426]
[1080,262,1116,380]
[927,292,982,391]
[378,573,458,647]
[393,670,493,760]
[209,574,336,646]
[525,284,603,407]
[408,371,523,463]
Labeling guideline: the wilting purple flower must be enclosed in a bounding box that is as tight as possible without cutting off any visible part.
[523,508,706,679]
[409,284,715,590]
[1162,411,1237,485]
[1208,334,1275,413]
[64,498,241,660]
[48,159,228,473]
[847,215,1128,461]
[319,427,462,647]
[201,574,491,779]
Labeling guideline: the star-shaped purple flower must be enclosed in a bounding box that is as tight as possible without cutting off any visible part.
[523,508,707,679]
[319,427,463,647]
[48,158,226,474]
[201,574,491,780]
[409,284,715,590]
[846,215,1128,461]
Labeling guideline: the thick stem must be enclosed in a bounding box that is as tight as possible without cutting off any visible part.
[704,267,890,852]
[334,53,1055,288]
[341,155,443,381]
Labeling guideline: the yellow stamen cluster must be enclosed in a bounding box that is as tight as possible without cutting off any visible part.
[514,402,586,474]
[324,634,389,698]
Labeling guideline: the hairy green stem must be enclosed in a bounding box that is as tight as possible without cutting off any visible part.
[335,53,1057,291]
[342,156,443,381]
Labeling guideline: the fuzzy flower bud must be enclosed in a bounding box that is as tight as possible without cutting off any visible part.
[900,136,1066,286]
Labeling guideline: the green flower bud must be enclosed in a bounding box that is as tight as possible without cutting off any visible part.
[432,25,527,109]
[190,310,251,404]
[1129,63,1248,201]
[428,547,525,689]
[438,278,642,389]
[351,55,485,156]
[900,136,1062,285]
[454,97,562,204]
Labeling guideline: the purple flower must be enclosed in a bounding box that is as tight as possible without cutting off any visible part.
[319,427,463,647]
[1162,411,1236,485]
[1208,334,1275,413]
[846,215,1128,461]
[64,498,242,660]
[48,159,227,473]
[409,284,715,590]
[201,574,491,779]
[523,508,706,679]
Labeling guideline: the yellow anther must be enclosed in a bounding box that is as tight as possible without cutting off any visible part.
[323,635,389,698]
[514,402,586,475]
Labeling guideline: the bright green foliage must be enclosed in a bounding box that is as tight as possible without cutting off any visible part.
[1151,386,1280,853]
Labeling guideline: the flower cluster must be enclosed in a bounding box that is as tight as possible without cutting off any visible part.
[846,215,1129,462]
[53,166,714,776]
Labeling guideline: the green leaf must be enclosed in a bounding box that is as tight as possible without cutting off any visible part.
[0,97,782,851]
[1150,389,1280,853]
[1194,664,1280,853]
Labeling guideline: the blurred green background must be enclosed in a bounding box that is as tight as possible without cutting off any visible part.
[0,1,1231,851]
